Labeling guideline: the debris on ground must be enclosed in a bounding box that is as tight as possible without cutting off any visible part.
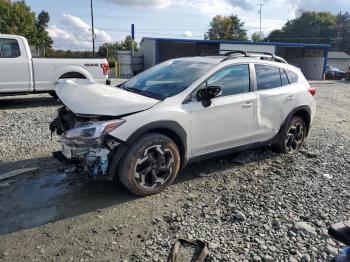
[0,167,38,181]
[168,239,208,262]
[0,180,16,187]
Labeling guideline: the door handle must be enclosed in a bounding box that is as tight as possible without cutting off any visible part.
[242,102,254,108]
[286,95,295,101]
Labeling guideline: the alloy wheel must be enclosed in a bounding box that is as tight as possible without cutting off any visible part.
[285,122,304,153]
[134,145,174,189]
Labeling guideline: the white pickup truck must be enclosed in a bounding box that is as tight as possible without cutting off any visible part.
[0,34,109,96]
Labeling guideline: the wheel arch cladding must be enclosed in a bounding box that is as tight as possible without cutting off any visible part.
[277,105,311,142]
[59,72,87,79]
[292,107,311,136]
[126,121,188,168]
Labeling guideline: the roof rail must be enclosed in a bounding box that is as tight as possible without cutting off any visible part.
[221,50,288,64]
[197,49,288,64]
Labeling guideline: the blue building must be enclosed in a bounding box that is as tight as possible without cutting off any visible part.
[140,37,330,80]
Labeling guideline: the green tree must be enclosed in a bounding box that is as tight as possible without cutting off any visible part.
[336,12,350,53]
[119,36,139,52]
[97,42,119,59]
[0,0,52,52]
[34,11,53,54]
[266,12,336,44]
[205,15,248,41]
[251,32,264,42]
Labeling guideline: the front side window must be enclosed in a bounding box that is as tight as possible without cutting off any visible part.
[121,60,214,100]
[0,39,21,58]
[255,64,282,90]
[206,64,250,97]
[191,64,250,102]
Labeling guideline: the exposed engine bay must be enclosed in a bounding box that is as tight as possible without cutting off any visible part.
[49,106,124,179]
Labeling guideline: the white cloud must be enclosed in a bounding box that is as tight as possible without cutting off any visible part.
[48,14,112,50]
[182,30,193,37]
[104,0,172,8]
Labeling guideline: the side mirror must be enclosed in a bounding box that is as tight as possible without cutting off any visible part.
[196,86,222,107]
[207,85,222,99]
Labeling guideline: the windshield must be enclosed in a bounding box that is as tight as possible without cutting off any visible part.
[119,60,214,100]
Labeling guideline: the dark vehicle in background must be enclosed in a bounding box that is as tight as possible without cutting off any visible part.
[325,65,346,80]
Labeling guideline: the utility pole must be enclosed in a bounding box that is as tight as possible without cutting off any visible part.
[90,0,95,56]
[259,3,263,39]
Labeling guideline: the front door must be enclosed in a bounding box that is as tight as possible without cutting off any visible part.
[0,38,31,93]
[182,64,256,156]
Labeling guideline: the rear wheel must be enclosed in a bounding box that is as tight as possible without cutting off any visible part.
[117,133,180,196]
[272,116,306,154]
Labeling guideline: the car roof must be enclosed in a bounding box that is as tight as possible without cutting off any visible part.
[173,55,290,67]
[172,56,224,64]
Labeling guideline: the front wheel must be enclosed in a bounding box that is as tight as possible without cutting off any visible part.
[117,133,180,196]
[272,116,306,154]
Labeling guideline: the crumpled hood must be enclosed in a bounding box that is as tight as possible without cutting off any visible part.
[55,79,159,116]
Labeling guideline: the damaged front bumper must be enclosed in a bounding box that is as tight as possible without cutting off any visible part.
[61,142,112,178]
[50,107,125,179]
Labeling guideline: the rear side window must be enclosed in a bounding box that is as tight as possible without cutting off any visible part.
[286,70,299,84]
[280,69,290,86]
[0,38,21,58]
[255,64,281,90]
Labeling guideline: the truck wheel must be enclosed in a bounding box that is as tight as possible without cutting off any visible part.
[48,91,58,98]
[272,116,306,154]
[117,133,180,196]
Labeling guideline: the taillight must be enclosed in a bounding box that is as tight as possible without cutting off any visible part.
[100,63,109,75]
[308,87,316,96]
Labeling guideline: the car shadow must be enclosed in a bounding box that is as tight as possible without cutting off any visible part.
[0,147,278,235]
[0,95,61,110]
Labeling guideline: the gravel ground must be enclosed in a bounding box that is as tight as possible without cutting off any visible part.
[0,82,349,261]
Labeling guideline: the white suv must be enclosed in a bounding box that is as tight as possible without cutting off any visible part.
[50,51,316,196]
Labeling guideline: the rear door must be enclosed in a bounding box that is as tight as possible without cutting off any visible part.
[0,38,31,93]
[250,64,299,141]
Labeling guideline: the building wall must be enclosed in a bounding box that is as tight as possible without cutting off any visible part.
[328,58,350,72]
[140,39,156,69]
[220,43,276,54]
[288,57,325,80]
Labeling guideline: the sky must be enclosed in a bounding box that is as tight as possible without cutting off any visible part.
[24,0,350,50]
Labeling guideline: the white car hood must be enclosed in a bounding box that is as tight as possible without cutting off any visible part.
[55,79,159,116]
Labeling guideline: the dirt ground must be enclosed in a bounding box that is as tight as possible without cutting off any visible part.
[0,82,349,261]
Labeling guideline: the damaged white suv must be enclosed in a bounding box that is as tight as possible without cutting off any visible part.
[50,51,316,196]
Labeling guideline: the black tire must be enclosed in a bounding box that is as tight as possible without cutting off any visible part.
[117,133,180,196]
[272,116,306,154]
[48,91,58,98]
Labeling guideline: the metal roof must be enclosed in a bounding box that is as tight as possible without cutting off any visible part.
[328,51,350,59]
[141,37,331,49]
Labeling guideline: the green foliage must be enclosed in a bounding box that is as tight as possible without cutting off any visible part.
[0,0,52,51]
[97,42,119,59]
[119,35,139,52]
[46,49,93,58]
[205,15,248,41]
[251,32,263,42]
[108,60,116,68]
[336,12,350,53]
[97,36,139,59]
[266,11,350,53]
[266,12,336,44]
